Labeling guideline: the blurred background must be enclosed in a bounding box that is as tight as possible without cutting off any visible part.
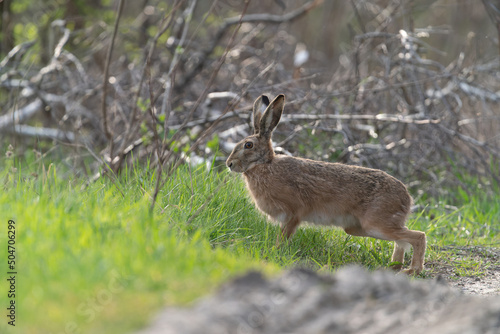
[1,0,499,199]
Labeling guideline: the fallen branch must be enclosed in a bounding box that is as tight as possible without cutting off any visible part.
[283,113,441,125]
[224,0,323,25]
[7,124,77,142]
[436,123,500,155]
[0,99,43,130]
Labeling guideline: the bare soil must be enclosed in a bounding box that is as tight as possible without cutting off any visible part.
[425,246,500,296]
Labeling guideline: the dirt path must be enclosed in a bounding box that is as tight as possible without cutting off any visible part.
[426,246,500,296]
[450,269,500,295]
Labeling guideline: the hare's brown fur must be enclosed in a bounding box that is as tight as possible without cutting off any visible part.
[226,94,426,275]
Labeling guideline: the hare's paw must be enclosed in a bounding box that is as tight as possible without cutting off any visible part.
[400,267,423,276]
[389,261,403,271]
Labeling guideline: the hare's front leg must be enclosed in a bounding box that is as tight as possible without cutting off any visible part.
[344,226,369,237]
[276,216,301,247]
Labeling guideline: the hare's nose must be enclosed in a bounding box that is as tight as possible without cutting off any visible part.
[227,162,233,169]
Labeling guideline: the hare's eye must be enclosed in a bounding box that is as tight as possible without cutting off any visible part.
[244,142,253,149]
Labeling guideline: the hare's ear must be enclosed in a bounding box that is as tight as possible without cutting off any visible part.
[252,95,270,135]
[258,94,284,138]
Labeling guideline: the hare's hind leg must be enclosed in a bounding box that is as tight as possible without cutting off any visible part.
[357,212,426,274]
[393,229,426,275]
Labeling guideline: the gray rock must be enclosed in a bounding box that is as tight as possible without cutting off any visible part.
[136,266,500,334]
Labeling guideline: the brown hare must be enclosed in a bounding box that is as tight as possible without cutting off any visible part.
[226,94,426,275]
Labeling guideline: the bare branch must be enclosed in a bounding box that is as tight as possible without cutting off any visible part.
[160,0,198,145]
[0,40,35,68]
[101,0,125,161]
[283,113,441,125]
[177,0,324,90]
[224,0,324,25]
[0,99,43,130]
[111,0,185,173]
[6,124,77,142]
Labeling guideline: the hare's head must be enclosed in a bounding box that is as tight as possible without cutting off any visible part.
[226,94,285,173]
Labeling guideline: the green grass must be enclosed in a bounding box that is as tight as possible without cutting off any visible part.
[0,161,279,334]
[412,187,500,279]
[0,155,499,333]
